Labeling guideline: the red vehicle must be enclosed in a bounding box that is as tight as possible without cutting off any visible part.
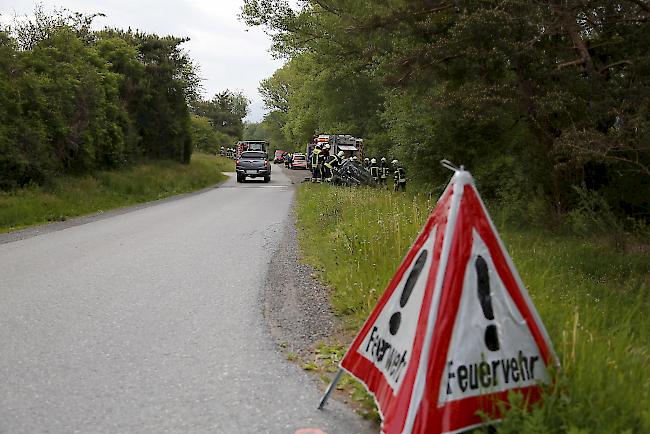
[273,150,286,164]
[290,153,308,170]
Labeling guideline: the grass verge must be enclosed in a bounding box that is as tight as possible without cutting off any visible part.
[295,183,650,432]
[0,153,233,233]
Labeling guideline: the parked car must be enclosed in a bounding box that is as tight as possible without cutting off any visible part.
[290,153,308,170]
[273,150,286,164]
[236,151,271,183]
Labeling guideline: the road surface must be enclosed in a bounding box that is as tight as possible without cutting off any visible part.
[0,169,373,434]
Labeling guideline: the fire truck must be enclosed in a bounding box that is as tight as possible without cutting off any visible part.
[306,134,363,168]
[236,140,268,158]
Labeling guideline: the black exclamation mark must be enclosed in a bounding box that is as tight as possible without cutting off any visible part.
[389,250,428,335]
[476,255,500,351]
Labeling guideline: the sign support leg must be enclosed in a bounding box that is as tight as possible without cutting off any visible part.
[317,368,343,410]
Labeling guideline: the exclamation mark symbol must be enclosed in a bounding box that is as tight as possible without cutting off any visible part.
[389,250,428,335]
[476,255,499,351]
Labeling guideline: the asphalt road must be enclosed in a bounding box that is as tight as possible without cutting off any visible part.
[0,168,373,434]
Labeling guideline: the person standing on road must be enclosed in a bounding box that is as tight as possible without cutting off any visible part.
[310,144,322,182]
[392,159,407,192]
[379,157,389,188]
[321,144,331,180]
[370,158,379,183]
[316,144,327,183]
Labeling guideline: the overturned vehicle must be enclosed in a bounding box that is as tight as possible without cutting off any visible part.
[331,160,378,187]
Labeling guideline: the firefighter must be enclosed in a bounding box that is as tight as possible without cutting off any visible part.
[369,158,379,182]
[321,144,331,180]
[310,144,322,182]
[379,157,389,187]
[324,150,344,182]
[363,157,370,170]
[316,144,328,182]
[392,159,407,192]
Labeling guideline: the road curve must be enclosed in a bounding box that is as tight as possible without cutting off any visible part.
[0,168,373,434]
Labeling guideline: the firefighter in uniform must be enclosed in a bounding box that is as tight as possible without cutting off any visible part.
[310,144,322,182]
[324,150,344,182]
[316,145,327,182]
[369,158,379,182]
[392,159,407,192]
[363,157,370,170]
[379,157,389,187]
[321,144,331,180]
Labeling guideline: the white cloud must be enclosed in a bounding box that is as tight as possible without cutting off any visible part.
[0,0,284,121]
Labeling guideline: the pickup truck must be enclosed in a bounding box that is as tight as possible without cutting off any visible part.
[236,151,271,183]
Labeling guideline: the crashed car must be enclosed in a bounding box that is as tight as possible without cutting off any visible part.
[331,160,377,187]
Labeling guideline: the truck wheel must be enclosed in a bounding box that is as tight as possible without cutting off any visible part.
[264,176,270,183]
[237,175,243,183]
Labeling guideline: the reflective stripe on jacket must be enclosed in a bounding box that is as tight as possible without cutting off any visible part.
[394,167,406,183]
[310,149,320,166]
[324,155,340,170]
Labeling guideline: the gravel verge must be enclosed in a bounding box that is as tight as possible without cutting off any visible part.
[261,208,338,356]
[261,166,337,357]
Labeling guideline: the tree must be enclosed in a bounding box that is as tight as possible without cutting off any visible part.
[192,90,250,140]
[0,8,201,188]
[242,0,650,222]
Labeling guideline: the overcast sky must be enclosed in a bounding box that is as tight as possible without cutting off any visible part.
[0,0,285,121]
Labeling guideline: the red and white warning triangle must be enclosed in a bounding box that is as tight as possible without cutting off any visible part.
[339,168,558,434]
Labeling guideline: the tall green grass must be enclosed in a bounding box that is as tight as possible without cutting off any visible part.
[0,153,232,233]
[296,183,650,433]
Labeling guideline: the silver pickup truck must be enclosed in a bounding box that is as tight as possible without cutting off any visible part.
[236,151,271,183]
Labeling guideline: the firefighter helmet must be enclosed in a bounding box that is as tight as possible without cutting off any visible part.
[381,157,386,162]
[391,159,399,165]
[371,158,377,164]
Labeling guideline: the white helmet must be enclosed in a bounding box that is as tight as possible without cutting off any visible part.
[324,144,331,150]
[364,158,369,162]
[337,151,345,158]
[391,159,399,165]
[370,158,376,164]
[381,157,386,162]
[351,156,358,161]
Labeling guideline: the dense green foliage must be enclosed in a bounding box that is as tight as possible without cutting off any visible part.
[0,9,202,189]
[0,153,230,233]
[296,183,650,432]
[243,0,650,227]
[191,90,250,141]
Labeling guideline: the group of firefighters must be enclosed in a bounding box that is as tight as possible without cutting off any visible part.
[309,143,407,192]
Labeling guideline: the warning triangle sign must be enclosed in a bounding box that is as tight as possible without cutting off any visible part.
[339,169,558,434]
